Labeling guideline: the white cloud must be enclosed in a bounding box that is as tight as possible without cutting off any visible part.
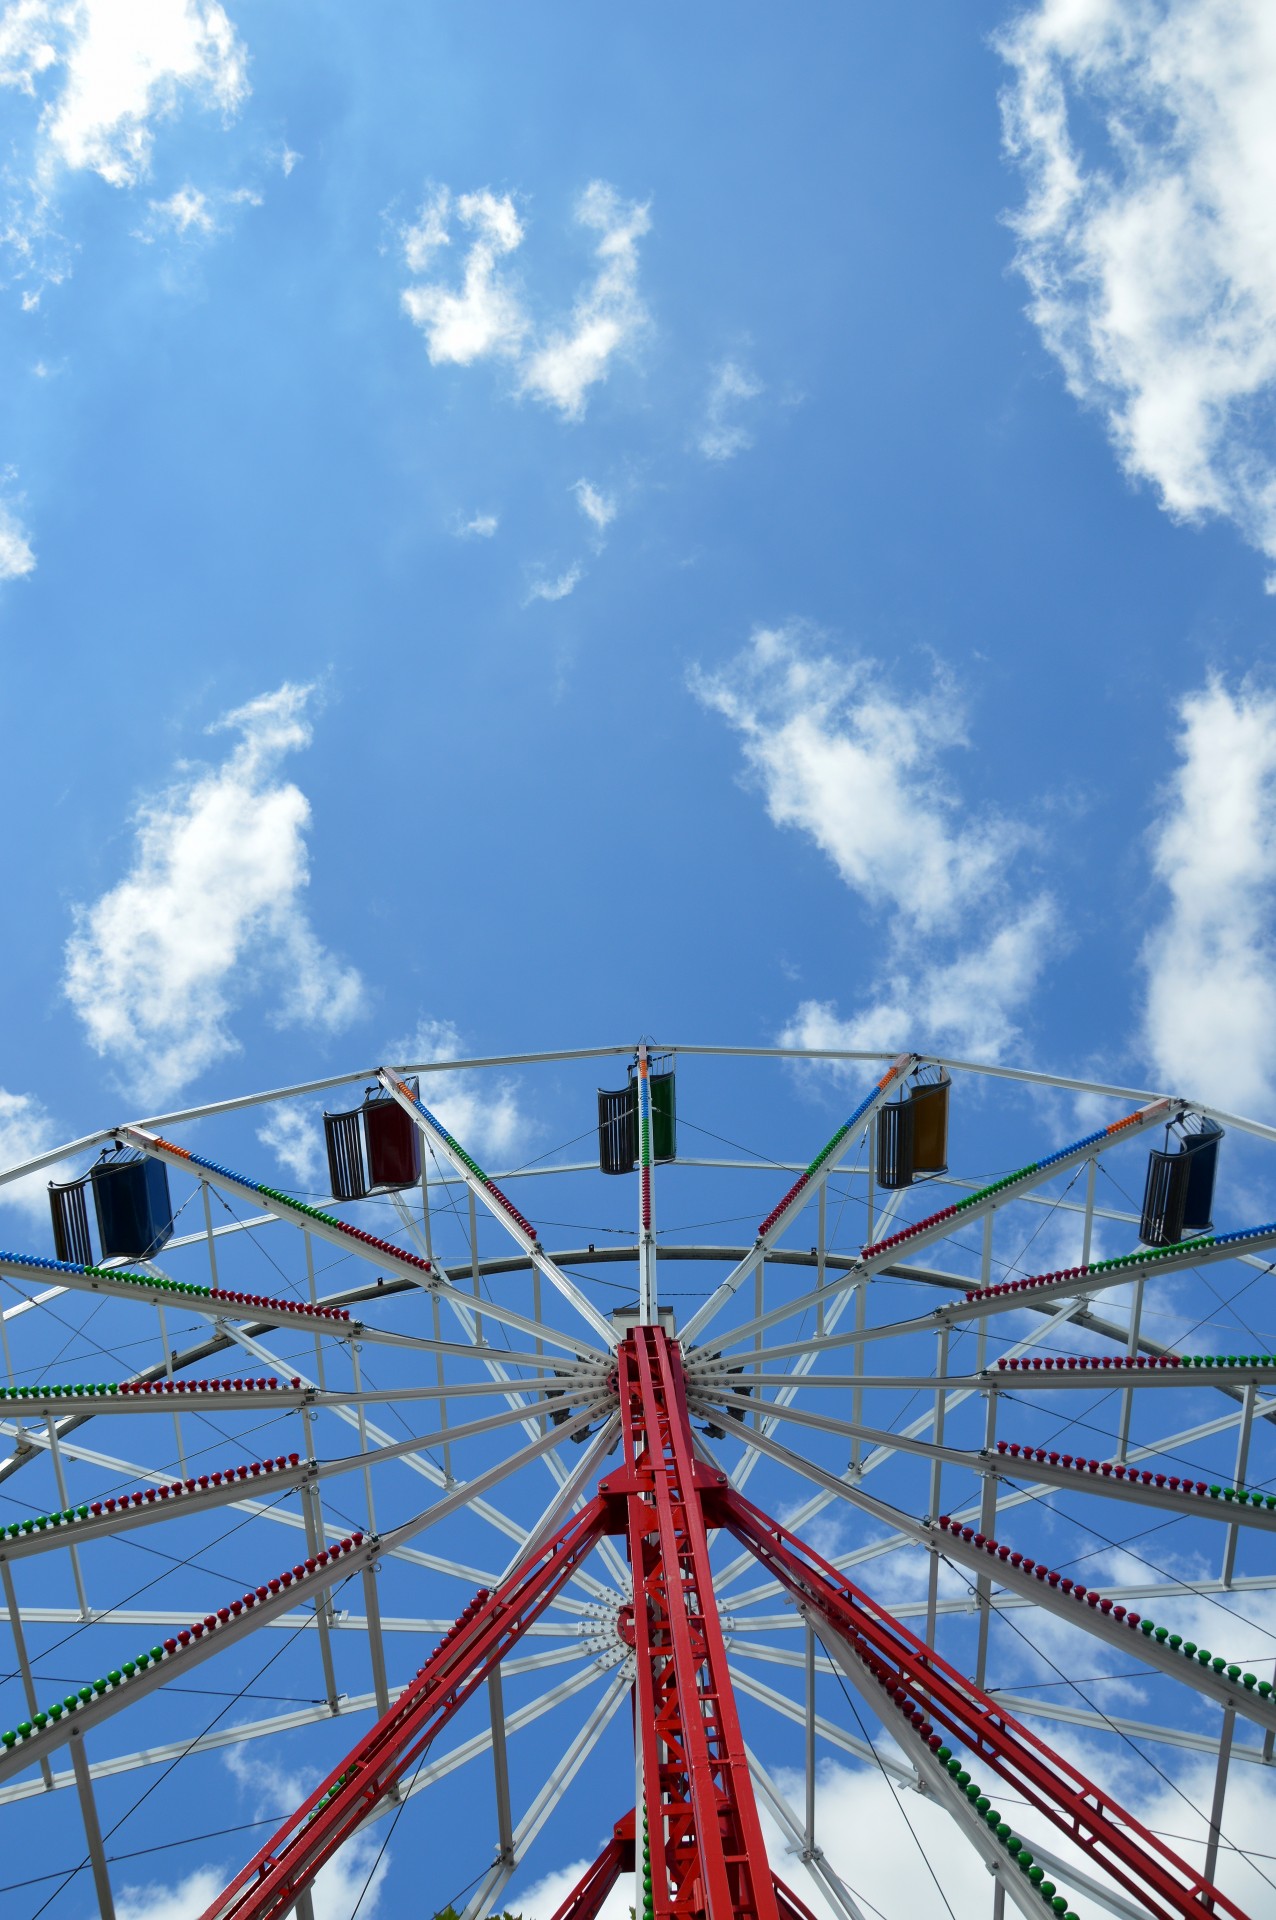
[692,625,1022,931]
[113,1865,226,1920]
[520,182,650,419]
[1140,676,1276,1114]
[148,183,214,234]
[998,0,1276,583]
[278,143,299,177]
[513,1727,1273,1920]
[400,186,529,367]
[571,478,616,532]
[452,509,499,538]
[257,1102,323,1187]
[698,358,764,461]
[524,561,582,605]
[128,1749,388,1920]
[0,499,35,578]
[0,1086,60,1220]
[0,0,249,292]
[386,1017,529,1164]
[756,1746,1272,1920]
[134,181,260,242]
[694,624,1057,1061]
[399,179,650,422]
[778,894,1056,1064]
[64,682,364,1101]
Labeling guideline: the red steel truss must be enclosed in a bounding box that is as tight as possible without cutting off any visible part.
[611,1325,780,1920]
[769,1878,823,1920]
[200,1326,1244,1920]
[548,1811,635,1920]
[546,1811,820,1920]
[200,1497,609,1920]
[720,1486,1246,1920]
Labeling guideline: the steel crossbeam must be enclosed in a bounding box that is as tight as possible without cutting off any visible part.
[613,1327,780,1920]
[199,1495,611,1920]
[719,1487,1247,1920]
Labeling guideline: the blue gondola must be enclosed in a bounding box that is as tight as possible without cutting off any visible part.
[90,1152,174,1261]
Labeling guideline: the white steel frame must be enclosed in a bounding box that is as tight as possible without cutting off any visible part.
[1,1042,1273,1920]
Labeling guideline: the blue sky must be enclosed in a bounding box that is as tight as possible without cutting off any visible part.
[1,3,1276,1916]
[0,0,1272,1155]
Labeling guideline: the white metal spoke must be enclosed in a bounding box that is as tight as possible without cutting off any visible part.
[496,1413,624,1586]
[707,1316,1274,1607]
[218,1321,590,1557]
[809,1619,1102,1920]
[119,1122,606,1360]
[457,1665,632,1920]
[987,1692,1272,1766]
[679,1053,913,1346]
[393,1657,626,1814]
[0,1645,617,1809]
[0,1399,587,1562]
[693,1385,1276,1543]
[726,1184,909,1494]
[730,1664,875,1764]
[0,1404,609,1785]
[693,1099,1175,1358]
[378,1068,618,1346]
[733,1638,1276,1759]
[429,1283,630,1593]
[710,1428,1276,1731]
[733,1657,1149,1920]
[0,1410,496,1584]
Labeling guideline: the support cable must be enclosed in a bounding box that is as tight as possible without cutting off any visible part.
[819,1636,958,1920]
[938,1552,1275,1900]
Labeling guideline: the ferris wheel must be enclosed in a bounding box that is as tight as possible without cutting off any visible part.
[0,1040,1273,1920]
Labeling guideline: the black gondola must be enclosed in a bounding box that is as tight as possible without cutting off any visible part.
[1140,1118,1223,1247]
[876,1068,950,1190]
[49,1177,93,1265]
[597,1057,677,1174]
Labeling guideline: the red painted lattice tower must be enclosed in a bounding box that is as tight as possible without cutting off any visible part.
[199,1319,1245,1920]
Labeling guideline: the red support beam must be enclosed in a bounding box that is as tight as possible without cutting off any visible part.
[548,1811,636,1920]
[610,1327,780,1920]
[199,1497,609,1920]
[770,1876,822,1920]
[719,1486,1247,1920]
[197,1321,1245,1920]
